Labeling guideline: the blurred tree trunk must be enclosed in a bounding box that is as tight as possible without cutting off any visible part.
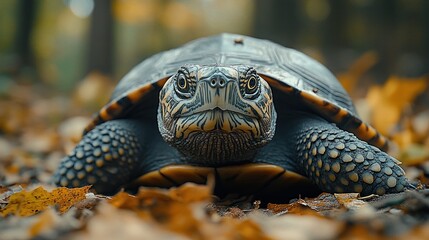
[253,0,300,47]
[16,0,37,73]
[326,0,347,49]
[87,0,113,75]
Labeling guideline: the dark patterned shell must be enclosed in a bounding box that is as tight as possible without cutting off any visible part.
[85,33,387,150]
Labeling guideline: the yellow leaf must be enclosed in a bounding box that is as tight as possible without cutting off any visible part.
[113,0,157,24]
[108,183,214,238]
[0,186,90,217]
[366,75,428,135]
[168,183,212,203]
[337,51,379,95]
[28,208,56,237]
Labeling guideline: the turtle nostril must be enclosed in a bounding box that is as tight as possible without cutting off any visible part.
[209,76,227,88]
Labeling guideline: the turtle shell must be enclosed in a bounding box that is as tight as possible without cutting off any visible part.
[85,33,388,151]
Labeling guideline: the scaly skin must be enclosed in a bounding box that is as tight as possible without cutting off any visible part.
[295,123,409,196]
[53,120,142,194]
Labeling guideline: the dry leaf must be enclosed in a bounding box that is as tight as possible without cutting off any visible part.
[272,200,322,216]
[221,217,271,240]
[334,193,368,210]
[337,51,379,95]
[72,71,114,111]
[0,186,90,217]
[58,116,91,154]
[251,212,343,240]
[70,202,187,240]
[366,75,428,135]
[268,193,342,216]
[398,144,429,166]
[168,182,212,203]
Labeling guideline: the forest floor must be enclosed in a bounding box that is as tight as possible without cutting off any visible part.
[1,54,429,239]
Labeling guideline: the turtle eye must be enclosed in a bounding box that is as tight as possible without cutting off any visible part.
[175,72,192,98]
[242,75,260,99]
[245,76,258,94]
[177,74,188,91]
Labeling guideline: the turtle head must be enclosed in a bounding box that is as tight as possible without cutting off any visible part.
[157,65,276,165]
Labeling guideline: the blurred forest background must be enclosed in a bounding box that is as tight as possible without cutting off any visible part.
[0,0,428,92]
[1,2,429,238]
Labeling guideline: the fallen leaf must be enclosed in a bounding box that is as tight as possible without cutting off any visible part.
[69,202,187,240]
[251,212,343,240]
[28,208,57,237]
[268,193,342,216]
[334,193,368,210]
[398,144,429,166]
[366,75,428,135]
[0,186,90,217]
[400,221,429,239]
[168,182,212,203]
[337,51,379,95]
[0,203,83,239]
[221,217,271,240]
[72,71,114,112]
[58,116,91,154]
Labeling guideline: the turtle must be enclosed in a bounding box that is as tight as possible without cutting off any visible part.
[54,33,411,199]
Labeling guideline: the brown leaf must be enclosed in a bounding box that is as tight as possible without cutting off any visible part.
[168,182,212,203]
[221,217,272,240]
[268,193,342,216]
[366,75,428,135]
[0,186,90,217]
[251,212,343,240]
[267,201,315,215]
[334,193,368,210]
[58,116,91,154]
[72,71,114,111]
[108,191,140,209]
[28,208,57,237]
[108,184,213,238]
[338,51,379,95]
[70,202,187,240]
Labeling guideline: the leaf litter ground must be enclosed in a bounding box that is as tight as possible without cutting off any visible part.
[1,58,429,239]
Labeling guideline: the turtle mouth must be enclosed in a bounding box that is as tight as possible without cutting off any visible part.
[173,108,260,136]
[176,107,258,119]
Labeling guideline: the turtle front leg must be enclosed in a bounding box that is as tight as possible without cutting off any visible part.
[292,113,411,196]
[53,120,145,194]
